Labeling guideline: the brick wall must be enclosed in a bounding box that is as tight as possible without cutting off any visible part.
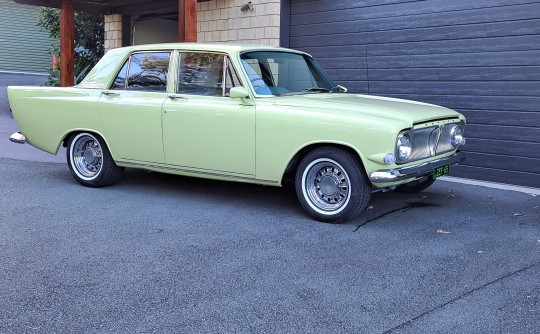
[104,14,122,53]
[197,0,281,46]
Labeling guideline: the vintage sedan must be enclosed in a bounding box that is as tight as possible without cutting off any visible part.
[8,43,465,222]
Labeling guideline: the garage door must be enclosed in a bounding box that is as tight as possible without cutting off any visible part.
[284,0,540,188]
[0,0,54,73]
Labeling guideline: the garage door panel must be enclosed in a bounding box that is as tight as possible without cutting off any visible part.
[324,69,367,82]
[300,45,367,58]
[291,19,540,48]
[462,110,540,128]
[368,67,540,81]
[369,81,540,97]
[291,0,416,15]
[388,94,540,112]
[316,57,367,70]
[452,165,540,188]
[369,50,540,69]
[368,35,540,57]
[461,125,540,144]
[465,139,540,159]
[291,3,540,37]
[460,152,540,175]
[329,81,369,93]
[291,0,539,24]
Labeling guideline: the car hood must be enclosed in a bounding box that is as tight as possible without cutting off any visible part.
[272,93,461,125]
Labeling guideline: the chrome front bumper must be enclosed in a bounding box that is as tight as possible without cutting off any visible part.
[369,152,465,183]
[9,132,26,144]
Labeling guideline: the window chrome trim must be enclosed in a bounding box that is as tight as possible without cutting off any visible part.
[175,50,246,98]
[237,50,335,98]
[107,50,173,91]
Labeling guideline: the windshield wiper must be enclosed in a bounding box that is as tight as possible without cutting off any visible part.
[275,87,332,96]
[302,87,331,93]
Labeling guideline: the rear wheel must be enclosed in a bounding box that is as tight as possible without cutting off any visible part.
[295,147,371,223]
[395,176,436,193]
[67,132,124,187]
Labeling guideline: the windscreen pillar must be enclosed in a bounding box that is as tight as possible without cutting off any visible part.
[178,0,197,42]
[60,0,75,87]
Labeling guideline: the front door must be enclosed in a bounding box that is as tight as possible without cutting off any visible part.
[162,52,255,176]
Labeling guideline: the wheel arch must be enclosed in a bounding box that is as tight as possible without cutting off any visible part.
[61,129,118,160]
[281,142,368,185]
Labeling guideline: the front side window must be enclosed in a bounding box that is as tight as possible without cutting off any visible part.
[240,51,335,96]
[110,52,171,92]
[177,52,224,96]
[177,52,243,97]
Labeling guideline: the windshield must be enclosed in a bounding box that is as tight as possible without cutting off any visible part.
[240,51,336,96]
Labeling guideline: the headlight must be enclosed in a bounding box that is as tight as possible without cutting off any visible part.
[396,132,412,162]
[450,125,465,147]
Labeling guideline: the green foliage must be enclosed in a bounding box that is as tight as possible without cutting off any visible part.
[37,7,104,86]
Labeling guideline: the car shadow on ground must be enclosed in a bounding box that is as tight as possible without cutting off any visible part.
[53,166,457,227]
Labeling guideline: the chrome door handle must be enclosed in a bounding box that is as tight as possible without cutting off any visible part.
[168,94,187,100]
[102,90,119,96]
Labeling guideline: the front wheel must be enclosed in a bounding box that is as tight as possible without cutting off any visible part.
[295,147,371,223]
[67,132,124,187]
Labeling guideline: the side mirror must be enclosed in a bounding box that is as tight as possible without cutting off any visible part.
[230,87,250,99]
[336,85,348,93]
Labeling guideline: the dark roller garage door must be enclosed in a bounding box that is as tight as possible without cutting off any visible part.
[282,0,540,188]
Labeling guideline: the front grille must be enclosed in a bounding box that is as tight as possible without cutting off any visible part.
[436,123,459,155]
[398,121,464,164]
[409,126,438,161]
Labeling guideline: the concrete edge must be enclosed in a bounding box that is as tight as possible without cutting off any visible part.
[0,70,48,76]
[440,176,540,195]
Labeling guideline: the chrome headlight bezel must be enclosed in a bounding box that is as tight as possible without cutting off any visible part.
[450,124,466,147]
[396,131,412,163]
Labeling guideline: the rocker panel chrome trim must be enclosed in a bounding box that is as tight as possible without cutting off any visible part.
[116,159,279,185]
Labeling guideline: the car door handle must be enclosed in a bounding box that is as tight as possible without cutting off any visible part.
[102,90,119,97]
[168,94,187,100]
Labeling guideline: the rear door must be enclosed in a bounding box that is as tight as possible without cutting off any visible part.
[97,51,171,163]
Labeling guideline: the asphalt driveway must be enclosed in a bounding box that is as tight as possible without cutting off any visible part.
[0,157,538,333]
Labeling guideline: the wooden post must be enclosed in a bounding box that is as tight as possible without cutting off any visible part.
[178,0,197,42]
[60,0,75,87]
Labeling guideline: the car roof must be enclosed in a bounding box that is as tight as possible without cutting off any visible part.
[113,42,308,56]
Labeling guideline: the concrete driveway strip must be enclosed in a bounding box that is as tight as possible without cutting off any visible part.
[0,158,538,333]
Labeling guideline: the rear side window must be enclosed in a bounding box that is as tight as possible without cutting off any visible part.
[110,52,171,92]
[110,61,128,90]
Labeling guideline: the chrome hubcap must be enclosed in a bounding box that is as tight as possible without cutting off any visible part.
[72,135,103,178]
[303,159,351,213]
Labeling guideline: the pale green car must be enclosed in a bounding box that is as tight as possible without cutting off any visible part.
[8,43,465,222]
